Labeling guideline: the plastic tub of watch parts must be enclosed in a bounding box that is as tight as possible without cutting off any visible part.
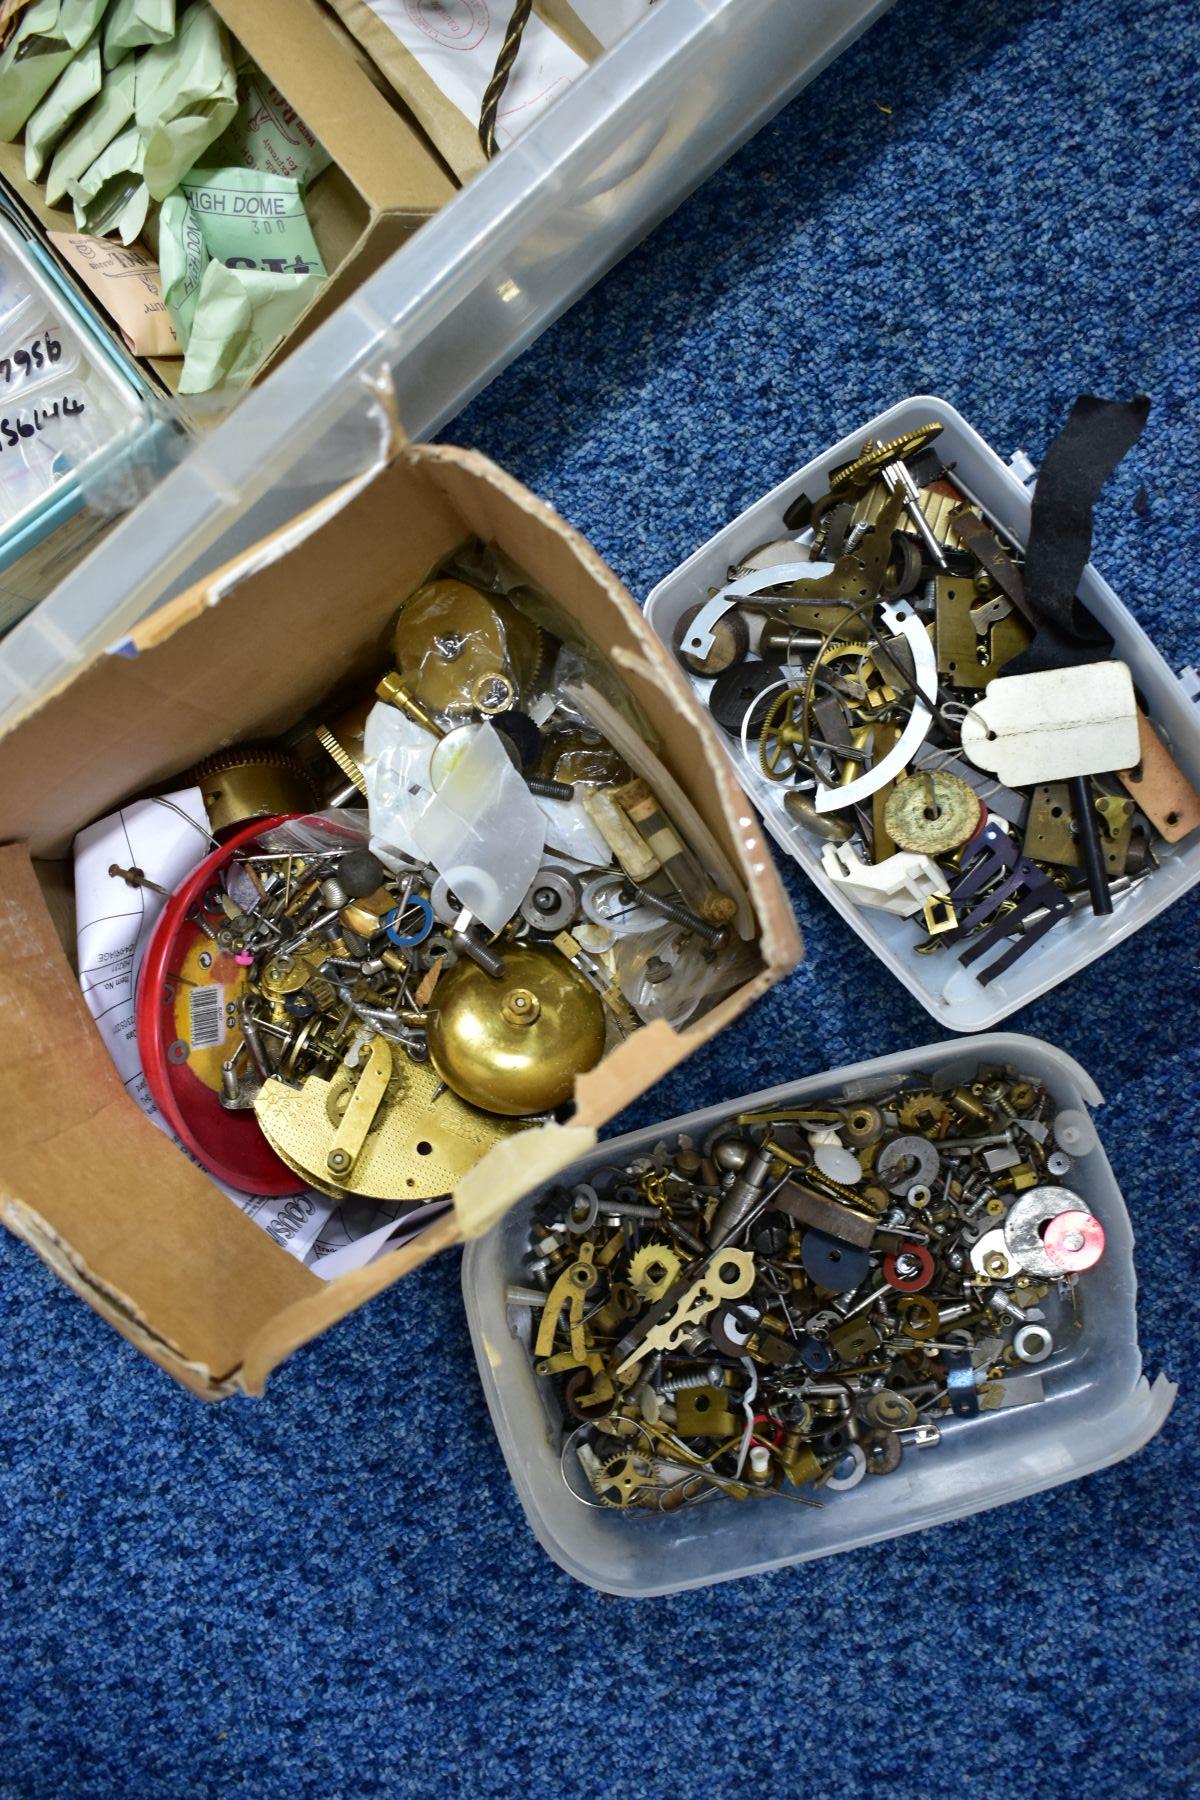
[643,396,1200,1031]
[461,1032,1173,1596]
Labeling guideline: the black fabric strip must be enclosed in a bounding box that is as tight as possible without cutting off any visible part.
[1006,393,1150,673]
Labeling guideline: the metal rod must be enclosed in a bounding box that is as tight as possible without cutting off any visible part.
[1069,775,1113,915]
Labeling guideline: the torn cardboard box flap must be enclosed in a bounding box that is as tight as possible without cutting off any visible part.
[0,442,801,1397]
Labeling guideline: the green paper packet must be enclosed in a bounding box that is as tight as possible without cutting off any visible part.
[44,49,134,205]
[102,0,174,70]
[158,188,206,348]
[0,0,106,140]
[180,167,325,277]
[203,62,331,187]
[178,258,322,394]
[68,119,148,243]
[23,20,99,179]
[134,2,236,202]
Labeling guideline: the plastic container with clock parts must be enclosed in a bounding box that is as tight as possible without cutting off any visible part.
[461,1032,1173,1597]
[643,397,1200,1031]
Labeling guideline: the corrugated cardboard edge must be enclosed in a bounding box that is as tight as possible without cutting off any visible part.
[236,1123,597,1393]
[2,1195,238,1399]
[4,442,801,1399]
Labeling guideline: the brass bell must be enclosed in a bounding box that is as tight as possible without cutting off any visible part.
[426,944,606,1117]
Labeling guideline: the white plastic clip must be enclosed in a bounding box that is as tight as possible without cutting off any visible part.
[821,843,945,918]
[1007,449,1037,489]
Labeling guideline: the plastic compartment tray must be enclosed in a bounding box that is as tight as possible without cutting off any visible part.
[0,0,895,728]
[644,397,1200,1031]
[462,1033,1173,1596]
[0,216,155,631]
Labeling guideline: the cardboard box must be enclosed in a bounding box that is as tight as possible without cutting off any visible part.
[0,0,455,410]
[0,442,801,1399]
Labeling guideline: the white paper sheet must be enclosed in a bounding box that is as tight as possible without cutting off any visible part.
[74,786,212,1124]
[72,788,339,1264]
[307,1197,452,1278]
[360,0,584,149]
[239,1189,333,1261]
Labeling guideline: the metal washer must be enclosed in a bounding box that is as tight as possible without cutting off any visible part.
[1003,1184,1083,1277]
[876,1133,942,1195]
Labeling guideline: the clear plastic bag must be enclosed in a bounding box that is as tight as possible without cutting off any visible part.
[224,809,369,910]
[361,699,435,862]
[390,575,545,725]
[409,722,545,933]
[440,539,658,744]
[615,921,758,1028]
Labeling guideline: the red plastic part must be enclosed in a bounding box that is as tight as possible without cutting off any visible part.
[883,1242,936,1293]
[1042,1209,1105,1273]
[136,815,301,1195]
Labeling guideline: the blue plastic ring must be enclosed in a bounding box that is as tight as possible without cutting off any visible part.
[383,897,434,948]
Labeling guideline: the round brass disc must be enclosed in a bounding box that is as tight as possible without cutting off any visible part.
[254,1051,526,1199]
[426,944,606,1117]
[883,770,982,855]
[392,579,544,717]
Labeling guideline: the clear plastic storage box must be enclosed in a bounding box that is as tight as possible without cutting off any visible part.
[644,398,1200,1031]
[0,0,894,728]
[462,1033,1173,1597]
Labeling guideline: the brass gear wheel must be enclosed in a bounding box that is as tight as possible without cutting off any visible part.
[758,686,809,783]
[829,423,944,493]
[314,724,367,796]
[191,745,318,839]
[594,1453,655,1509]
[627,1240,682,1302]
[896,1090,946,1134]
[883,770,982,856]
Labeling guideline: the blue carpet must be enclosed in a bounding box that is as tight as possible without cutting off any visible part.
[3,0,1198,1793]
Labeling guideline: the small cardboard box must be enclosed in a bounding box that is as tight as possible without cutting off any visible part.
[0,442,801,1399]
[0,0,455,408]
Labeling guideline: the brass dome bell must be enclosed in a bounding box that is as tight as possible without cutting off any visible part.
[426,944,606,1118]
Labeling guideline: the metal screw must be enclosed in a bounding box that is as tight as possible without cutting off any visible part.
[622,883,726,947]
[451,911,507,979]
[660,1365,723,1393]
[109,862,171,897]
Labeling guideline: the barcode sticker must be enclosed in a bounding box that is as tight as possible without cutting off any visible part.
[188,984,225,1050]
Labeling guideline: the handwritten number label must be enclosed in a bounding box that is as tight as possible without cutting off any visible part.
[0,331,63,388]
[0,391,86,449]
